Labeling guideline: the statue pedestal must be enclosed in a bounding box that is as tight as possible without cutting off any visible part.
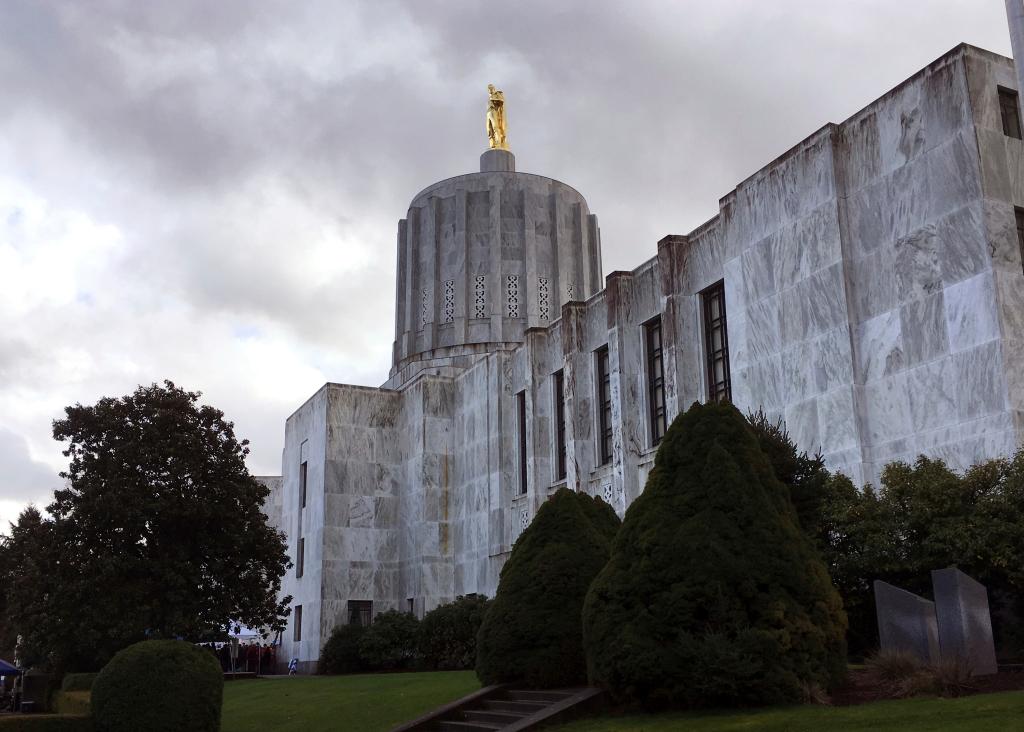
[480,149,515,173]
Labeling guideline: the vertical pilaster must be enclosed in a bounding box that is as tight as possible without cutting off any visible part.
[657,235,687,424]
[587,214,603,297]
[550,190,563,309]
[573,204,585,301]
[524,189,538,326]
[488,184,502,342]
[561,302,590,493]
[456,188,468,340]
[606,271,639,512]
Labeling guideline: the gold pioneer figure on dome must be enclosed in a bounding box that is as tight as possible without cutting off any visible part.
[486,84,509,151]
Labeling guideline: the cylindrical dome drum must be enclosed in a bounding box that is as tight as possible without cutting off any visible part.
[388,151,602,383]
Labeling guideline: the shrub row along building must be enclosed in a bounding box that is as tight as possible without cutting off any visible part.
[261,44,1024,671]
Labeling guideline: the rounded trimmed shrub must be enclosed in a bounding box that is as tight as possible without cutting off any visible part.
[418,595,491,670]
[582,402,847,709]
[476,488,620,688]
[319,623,368,674]
[91,640,223,732]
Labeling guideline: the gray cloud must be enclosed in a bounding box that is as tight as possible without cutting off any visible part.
[0,427,59,504]
[0,0,1013,526]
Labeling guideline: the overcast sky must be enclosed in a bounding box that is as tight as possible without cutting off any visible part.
[0,0,1013,531]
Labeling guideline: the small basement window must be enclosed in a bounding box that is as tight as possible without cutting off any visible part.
[348,600,372,627]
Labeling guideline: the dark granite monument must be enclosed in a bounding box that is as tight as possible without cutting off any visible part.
[932,568,998,675]
[874,580,940,663]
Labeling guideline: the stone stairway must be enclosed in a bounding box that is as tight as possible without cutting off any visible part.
[392,685,603,732]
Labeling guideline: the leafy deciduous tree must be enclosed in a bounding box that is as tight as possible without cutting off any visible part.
[0,381,291,672]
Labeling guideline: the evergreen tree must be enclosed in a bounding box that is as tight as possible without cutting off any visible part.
[747,409,829,538]
[0,507,58,668]
[583,402,846,708]
[476,488,620,688]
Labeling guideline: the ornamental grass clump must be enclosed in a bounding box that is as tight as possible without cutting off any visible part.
[582,401,847,709]
[476,488,620,688]
[91,640,223,732]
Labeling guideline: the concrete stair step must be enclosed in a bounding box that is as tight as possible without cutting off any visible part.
[438,721,503,732]
[462,709,529,725]
[481,699,548,714]
[505,689,575,703]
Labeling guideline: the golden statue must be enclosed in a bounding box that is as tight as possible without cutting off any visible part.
[486,84,509,150]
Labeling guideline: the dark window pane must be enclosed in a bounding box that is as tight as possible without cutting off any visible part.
[294,605,302,642]
[597,346,612,464]
[702,281,732,403]
[1016,208,1024,275]
[554,370,567,481]
[518,391,528,495]
[348,600,372,627]
[296,537,304,578]
[1001,87,1022,140]
[299,461,307,509]
[645,317,667,445]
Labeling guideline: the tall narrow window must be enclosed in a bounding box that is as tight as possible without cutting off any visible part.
[701,281,732,403]
[1000,87,1022,139]
[1016,208,1024,273]
[293,605,302,642]
[596,346,612,465]
[299,461,308,509]
[517,390,528,495]
[348,600,372,627]
[407,598,415,615]
[296,537,305,579]
[645,317,667,445]
[553,370,567,481]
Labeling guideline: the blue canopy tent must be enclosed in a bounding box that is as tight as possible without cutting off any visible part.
[0,659,21,677]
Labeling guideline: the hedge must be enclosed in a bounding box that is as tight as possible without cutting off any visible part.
[418,595,491,670]
[59,674,98,693]
[476,488,621,688]
[358,610,419,670]
[52,691,91,716]
[91,640,222,732]
[0,716,92,731]
[582,401,847,709]
[319,624,368,674]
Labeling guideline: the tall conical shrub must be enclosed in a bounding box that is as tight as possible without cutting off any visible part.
[476,488,620,688]
[582,402,847,708]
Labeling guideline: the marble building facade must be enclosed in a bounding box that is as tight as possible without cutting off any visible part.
[263,44,1024,671]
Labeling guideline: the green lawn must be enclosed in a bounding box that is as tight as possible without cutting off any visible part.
[549,691,1024,732]
[25,675,1024,732]
[220,671,479,732]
